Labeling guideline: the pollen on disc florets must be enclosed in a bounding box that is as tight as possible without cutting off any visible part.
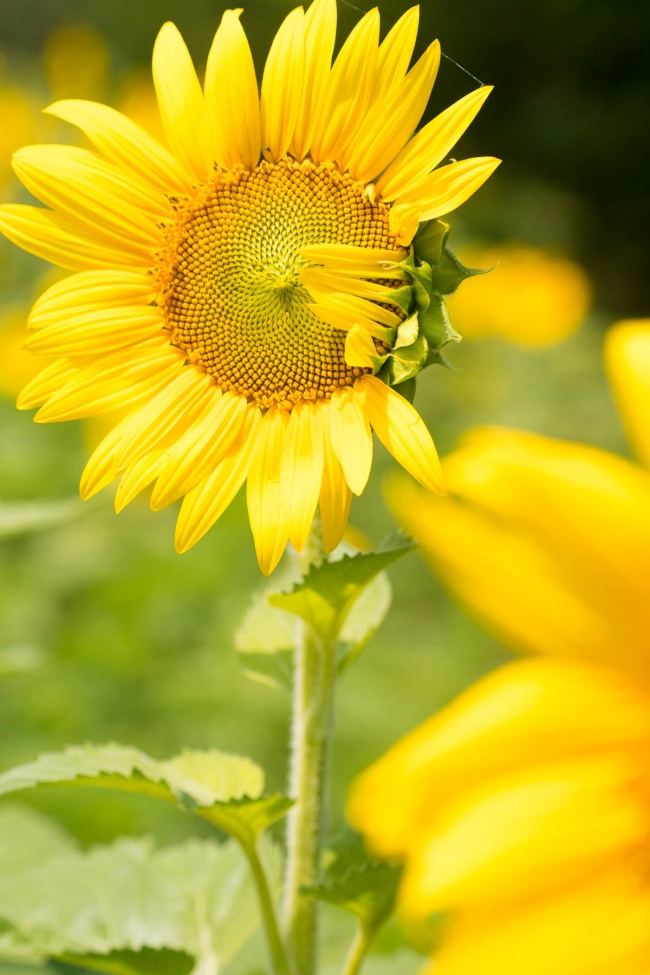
[156,158,395,410]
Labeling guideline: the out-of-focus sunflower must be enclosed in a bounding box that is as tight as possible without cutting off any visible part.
[446,242,592,346]
[348,319,650,975]
[0,0,499,573]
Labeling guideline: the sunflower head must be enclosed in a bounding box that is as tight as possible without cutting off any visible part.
[0,0,499,573]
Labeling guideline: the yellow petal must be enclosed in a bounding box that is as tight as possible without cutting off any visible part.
[310,8,380,164]
[320,426,352,553]
[434,872,650,975]
[113,366,214,471]
[247,407,291,575]
[372,6,420,103]
[301,267,409,307]
[348,658,650,861]
[24,306,164,357]
[35,344,182,422]
[605,319,650,468]
[151,391,248,509]
[346,41,440,183]
[345,325,379,370]
[0,204,152,271]
[260,7,305,163]
[358,375,444,493]
[28,271,157,329]
[114,450,166,512]
[45,98,190,193]
[175,405,261,554]
[328,386,373,495]
[400,752,646,915]
[280,400,325,552]
[388,203,421,247]
[290,0,337,161]
[17,357,78,410]
[376,86,493,201]
[152,22,213,181]
[205,9,261,170]
[397,156,501,220]
[301,243,408,279]
[79,412,136,499]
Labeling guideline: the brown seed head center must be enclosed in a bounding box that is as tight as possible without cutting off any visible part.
[157,159,394,410]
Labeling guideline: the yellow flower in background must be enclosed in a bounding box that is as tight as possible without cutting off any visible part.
[349,323,650,974]
[446,243,591,346]
[605,318,650,467]
[44,24,109,103]
[0,0,499,573]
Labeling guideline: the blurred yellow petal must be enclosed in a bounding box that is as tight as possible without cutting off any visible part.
[359,376,444,493]
[205,9,261,170]
[24,307,164,357]
[605,319,650,468]
[261,7,305,163]
[17,357,78,410]
[152,22,213,180]
[114,450,166,512]
[446,243,591,346]
[28,270,156,328]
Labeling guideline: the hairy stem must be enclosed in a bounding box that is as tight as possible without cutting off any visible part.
[283,525,335,975]
[340,924,373,975]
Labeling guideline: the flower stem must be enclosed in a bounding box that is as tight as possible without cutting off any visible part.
[283,526,335,975]
[340,924,373,975]
[242,840,292,975]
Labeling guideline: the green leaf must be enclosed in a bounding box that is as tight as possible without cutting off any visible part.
[337,573,392,673]
[306,831,401,933]
[52,949,193,975]
[0,499,82,539]
[0,744,290,844]
[418,295,460,364]
[413,220,486,296]
[0,833,280,975]
[268,535,413,645]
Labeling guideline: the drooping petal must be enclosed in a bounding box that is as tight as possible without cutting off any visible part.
[301,267,409,307]
[45,99,191,193]
[175,406,262,554]
[28,271,157,329]
[113,366,214,471]
[376,85,494,201]
[310,8,380,165]
[290,0,337,161]
[328,386,373,495]
[320,423,352,553]
[346,41,441,183]
[114,450,166,512]
[605,319,650,469]
[17,358,79,410]
[280,400,325,552]
[24,306,164,357]
[34,344,183,422]
[152,22,213,181]
[301,243,408,279]
[0,204,152,271]
[345,325,380,369]
[358,375,445,493]
[260,7,305,163]
[150,391,248,509]
[247,407,291,575]
[205,9,261,170]
[396,157,502,220]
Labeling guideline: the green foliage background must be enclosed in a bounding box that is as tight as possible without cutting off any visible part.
[0,0,642,870]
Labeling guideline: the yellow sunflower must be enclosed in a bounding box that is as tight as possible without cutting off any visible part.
[348,320,650,974]
[0,0,498,573]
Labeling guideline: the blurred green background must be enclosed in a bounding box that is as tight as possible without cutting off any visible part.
[0,0,642,859]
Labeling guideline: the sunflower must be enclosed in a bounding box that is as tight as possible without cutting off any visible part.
[348,321,650,974]
[0,0,498,573]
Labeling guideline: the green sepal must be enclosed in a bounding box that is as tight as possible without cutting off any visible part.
[388,285,416,316]
[413,219,487,296]
[305,830,401,934]
[418,294,461,365]
[378,335,428,386]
